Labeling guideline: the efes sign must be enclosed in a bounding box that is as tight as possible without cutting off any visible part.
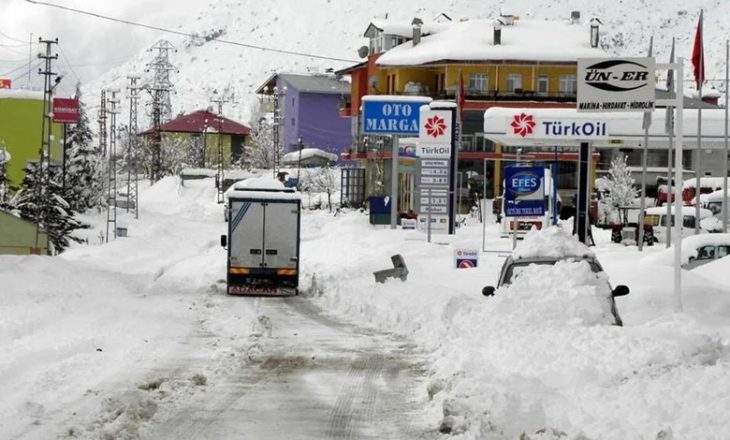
[577,57,655,113]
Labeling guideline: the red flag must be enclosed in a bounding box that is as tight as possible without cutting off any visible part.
[691,10,705,89]
[458,73,465,121]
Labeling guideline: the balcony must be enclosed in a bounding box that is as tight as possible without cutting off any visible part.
[437,87,577,103]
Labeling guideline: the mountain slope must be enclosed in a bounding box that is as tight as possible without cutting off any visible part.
[84,0,730,129]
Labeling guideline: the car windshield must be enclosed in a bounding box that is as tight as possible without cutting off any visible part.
[503,259,602,285]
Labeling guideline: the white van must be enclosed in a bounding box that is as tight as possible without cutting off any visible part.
[643,206,713,243]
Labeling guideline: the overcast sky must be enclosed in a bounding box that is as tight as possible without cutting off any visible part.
[0,0,204,96]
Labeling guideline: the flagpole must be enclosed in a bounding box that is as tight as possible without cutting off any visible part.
[722,40,730,232]
[673,57,685,313]
[695,9,703,234]
[666,37,675,248]
[638,36,653,251]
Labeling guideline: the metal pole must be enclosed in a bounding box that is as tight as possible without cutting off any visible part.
[666,37,676,248]
[61,123,67,194]
[512,148,521,250]
[638,117,650,251]
[390,135,399,229]
[723,39,729,233]
[297,137,303,190]
[696,77,703,233]
[482,158,487,252]
[552,146,558,225]
[673,57,685,313]
[427,188,432,243]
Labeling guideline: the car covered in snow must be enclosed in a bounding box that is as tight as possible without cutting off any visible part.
[481,227,630,326]
[683,233,730,270]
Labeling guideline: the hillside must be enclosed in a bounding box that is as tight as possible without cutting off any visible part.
[84,0,730,130]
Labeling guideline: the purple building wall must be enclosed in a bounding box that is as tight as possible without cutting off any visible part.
[279,78,351,162]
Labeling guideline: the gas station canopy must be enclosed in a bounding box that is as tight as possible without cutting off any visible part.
[483,107,729,148]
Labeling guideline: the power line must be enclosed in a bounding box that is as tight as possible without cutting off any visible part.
[57,43,82,84]
[0,59,38,77]
[0,29,27,44]
[24,0,359,64]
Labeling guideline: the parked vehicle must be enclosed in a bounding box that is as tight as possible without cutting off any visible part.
[684,233,730,270]
[481,254,629,326]
[642,206,714,243]
[221,177,301,295]
[697,189,730,216]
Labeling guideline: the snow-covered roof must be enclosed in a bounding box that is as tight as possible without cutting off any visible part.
[377,19,606,66]
[282,148,338,164]
[513,226,594,260]
[228,176,301,201]
[0,89,44,100]
[364,19,448,39]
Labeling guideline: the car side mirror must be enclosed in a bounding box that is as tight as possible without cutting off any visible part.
[482,286,496,297]
[220,235,227,248]
[612,285,629,297]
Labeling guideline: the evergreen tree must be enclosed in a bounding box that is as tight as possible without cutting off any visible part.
[596,154,638,225]
[10,161,87,253]
[64,84,104,212]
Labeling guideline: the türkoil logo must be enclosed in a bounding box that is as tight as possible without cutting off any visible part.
[508,114,609,139]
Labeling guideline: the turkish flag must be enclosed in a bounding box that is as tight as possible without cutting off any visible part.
[691,10,704,89]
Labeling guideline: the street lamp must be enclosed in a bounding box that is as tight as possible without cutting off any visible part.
[297,136,303,190]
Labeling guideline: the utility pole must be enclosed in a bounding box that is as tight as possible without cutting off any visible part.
[211,91,231,204]
[105,89,120,242]
[98,90,107,156]
[127,75,141,219]
[144,40,177,182]
[272,85,286,178]
[34,37,58,253]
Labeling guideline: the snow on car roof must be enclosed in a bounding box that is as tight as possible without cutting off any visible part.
[641,233,730,266]
[512,226,594,260]
[644,206,713,218]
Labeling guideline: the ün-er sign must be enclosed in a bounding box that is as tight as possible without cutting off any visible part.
[577,57,655,112]
[362,95,432,135]
[52,98,80,124]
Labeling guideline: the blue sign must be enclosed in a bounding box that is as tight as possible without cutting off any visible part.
[504,166,545,217]
[362,99,426,135]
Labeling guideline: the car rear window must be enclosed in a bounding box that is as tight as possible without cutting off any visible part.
[503,260,602,285]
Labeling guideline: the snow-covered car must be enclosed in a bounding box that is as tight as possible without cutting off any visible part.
[481,227,630,326]
[683,233,730,270]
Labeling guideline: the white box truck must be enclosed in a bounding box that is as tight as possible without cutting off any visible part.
[221,177,301,295]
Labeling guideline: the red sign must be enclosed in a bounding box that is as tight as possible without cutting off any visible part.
[510,113,536,137]
[52,98,80,124]
[0,79,10,89]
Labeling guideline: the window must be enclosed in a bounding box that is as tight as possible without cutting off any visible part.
[291,117,295,126]
[537,75,549,95]
[468,73,488,93]
[719,245,730,257]
[559,74,577,95]
[506,73,522,93]
[697,245,716,260]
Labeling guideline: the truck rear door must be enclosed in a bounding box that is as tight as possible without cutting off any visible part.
[262,202,299,269]
[229,200,265,269]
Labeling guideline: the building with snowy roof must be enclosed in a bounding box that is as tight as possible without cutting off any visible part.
[255,72,351,162]
[140,109,251,167]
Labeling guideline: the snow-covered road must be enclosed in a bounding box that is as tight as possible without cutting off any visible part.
[144,296,435,439]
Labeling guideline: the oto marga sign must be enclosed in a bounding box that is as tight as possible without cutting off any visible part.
[361,96,432,135]
[577,57,655,112]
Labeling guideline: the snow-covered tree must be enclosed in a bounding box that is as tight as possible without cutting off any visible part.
[248,102,280,169]
[0,141,12,207]
[63,84,104,212]
[10,161,87,253]
[300,166,340,211]
[596,154,638,225]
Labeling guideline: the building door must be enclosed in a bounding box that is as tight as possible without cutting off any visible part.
[231,135,245,163]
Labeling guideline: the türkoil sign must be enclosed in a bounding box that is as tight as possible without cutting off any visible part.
[501,111,609,140]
